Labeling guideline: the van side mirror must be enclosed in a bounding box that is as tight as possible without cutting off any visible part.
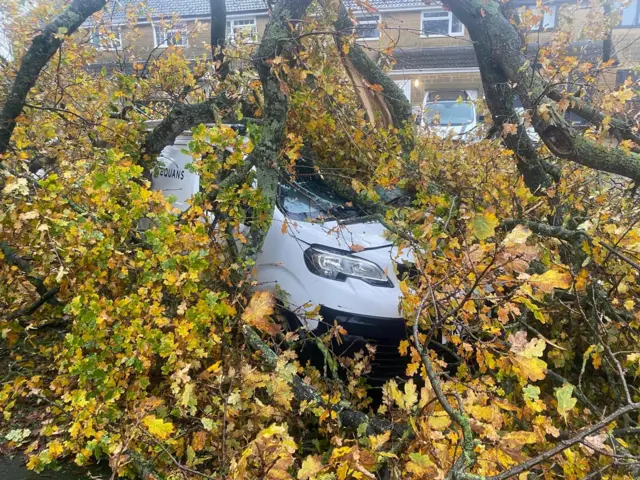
[478,114,485,122]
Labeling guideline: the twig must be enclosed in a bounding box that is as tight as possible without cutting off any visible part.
[485,401,640,480]
[411,295,478,479]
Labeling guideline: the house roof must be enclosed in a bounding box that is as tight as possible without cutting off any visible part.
[391,46,479,71]
[95,0,269,24]
[94,0,432,24]
[390,40,612,72]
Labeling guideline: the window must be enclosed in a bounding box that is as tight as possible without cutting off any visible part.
[421,9,463,37]
[354,14,380,40]
[90,28,122,50]
[517,5,557,30]
[618,0,640,26]
[226,18,258,43]
[154,25,188,47]
[394,79,411,100]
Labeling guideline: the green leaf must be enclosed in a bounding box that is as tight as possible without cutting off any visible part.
[5,428,31,444]
[523,385,540,401]
[555,384,577,420]
[471,211,499,240]
[201,418,215,432]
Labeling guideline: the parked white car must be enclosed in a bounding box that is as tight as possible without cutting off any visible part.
[420,99,478,139]
[150,130,412,368]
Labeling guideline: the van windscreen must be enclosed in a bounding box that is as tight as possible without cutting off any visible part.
[279,178,363,222]
[424,101,474,126]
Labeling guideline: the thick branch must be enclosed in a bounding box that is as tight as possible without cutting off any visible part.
[333,2,413,136]
[444,0,640,184]
[209,0,228,78]
[502,219,640,272]
[242,325,401,435]
[143,97,225,158]
[0,0,107,155]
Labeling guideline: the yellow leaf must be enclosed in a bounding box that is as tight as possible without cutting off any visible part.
[503,225,532,246]
[471,211,499,241]
[529,269,572,293]
[406,452,439,476]
[502,430,537,446]
[369,430,390,451]
[427,410,452,430]
[298,454,324,480]
[242,291,280,335]
[143,415,174,440]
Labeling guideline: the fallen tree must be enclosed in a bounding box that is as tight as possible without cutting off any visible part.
[1,0,639,478]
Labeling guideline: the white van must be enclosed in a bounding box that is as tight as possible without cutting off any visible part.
[150,129,413,370]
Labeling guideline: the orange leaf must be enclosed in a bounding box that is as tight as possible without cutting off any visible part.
[242,291,280,335]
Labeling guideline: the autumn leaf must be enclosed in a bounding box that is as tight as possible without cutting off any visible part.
[143,415,174,440]
[427,410,452,430]
[406,452,439,476]
[242,291,280,335]
[529,269,572,293]
[508,332,547,382]
[555,384,577,420]
[350,244,365,252]
[298,454,324,479]
[471,211,499,240]
[502,123,518,136]
[503,224,532,246]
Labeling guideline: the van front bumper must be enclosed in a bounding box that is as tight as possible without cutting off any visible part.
[314,306,410,382]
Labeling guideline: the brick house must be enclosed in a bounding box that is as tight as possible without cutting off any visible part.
[89,0,640,108]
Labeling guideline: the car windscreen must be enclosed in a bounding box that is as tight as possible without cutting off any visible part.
[424,101,475,126]
[279,178,363,222]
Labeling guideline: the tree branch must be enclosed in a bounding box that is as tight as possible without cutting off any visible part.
[444,0,640,184]
[209,0,229,78]
[485,401,640,480]
[242,324,402,436]
[0,0,107,156]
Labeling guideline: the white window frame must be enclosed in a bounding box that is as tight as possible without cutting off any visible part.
[90,27,123,51]
[420,8,464,38]
[226,16,258,44]
[354,14,381,41]
[153,24,189,48]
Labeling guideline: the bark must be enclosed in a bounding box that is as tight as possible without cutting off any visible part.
[0,0,107,156]
[142,97,224,158]
[239,0,314,259]
[209,0,229,78]
[333,3,413,134]
[443,0,640,185]
[472,40,553,192]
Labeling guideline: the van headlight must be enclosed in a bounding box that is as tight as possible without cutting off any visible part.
[304,246,392,287]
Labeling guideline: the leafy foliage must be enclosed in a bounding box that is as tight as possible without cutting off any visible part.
[0,0,639,479]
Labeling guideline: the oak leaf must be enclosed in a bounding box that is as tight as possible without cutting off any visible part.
[143,415,174,440]
[529,269,572,293]
[242,291,280,335]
